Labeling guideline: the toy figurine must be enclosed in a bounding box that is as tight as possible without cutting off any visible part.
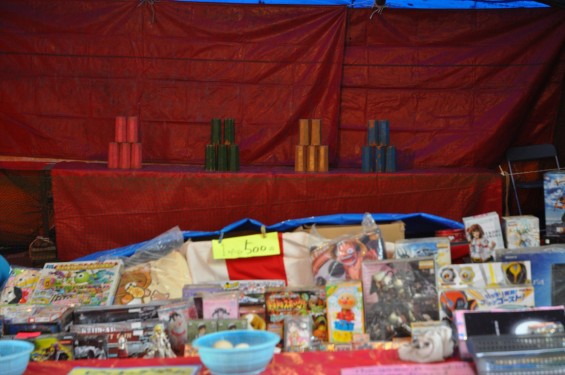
[145,323,176,358]
[398,325,454,363]
[336,292,356,324]
[116,333,129,358]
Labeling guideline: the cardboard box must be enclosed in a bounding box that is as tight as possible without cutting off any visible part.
[301,221,405,243]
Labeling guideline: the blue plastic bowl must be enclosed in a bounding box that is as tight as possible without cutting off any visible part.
[192,330,279,375]
[0,340,34,375]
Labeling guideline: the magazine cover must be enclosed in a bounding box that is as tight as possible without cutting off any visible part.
[463,212,505,262]
[361,258,438,341]
[29,260,124,306]
[0,266,40,304]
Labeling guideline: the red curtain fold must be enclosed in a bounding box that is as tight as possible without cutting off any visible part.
[0,1,347,166]
[340,9,565,169]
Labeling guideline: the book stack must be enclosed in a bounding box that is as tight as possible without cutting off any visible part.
[295,118,329,172]
[107,116,142,169]
[361,119,396,173]
[205,118,240,172]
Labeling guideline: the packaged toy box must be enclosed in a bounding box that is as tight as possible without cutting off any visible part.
[437,261,534,322]
[497,244,565,307]
[326,280,364,344]
[502,215,540,248]
[394,237,451,267]
[361,258,438,341]
[544,171,565,237]
[463,212,505,263]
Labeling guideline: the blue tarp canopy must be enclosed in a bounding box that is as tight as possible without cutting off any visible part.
[77,212,463,261]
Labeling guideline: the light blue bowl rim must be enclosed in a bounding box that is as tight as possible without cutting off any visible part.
[192,330,280,352]
[0,340,35,362]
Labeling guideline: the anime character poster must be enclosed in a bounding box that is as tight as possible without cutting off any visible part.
[310,230,385,286]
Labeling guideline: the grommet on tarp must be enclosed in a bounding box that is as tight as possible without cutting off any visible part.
[218,231,225,244]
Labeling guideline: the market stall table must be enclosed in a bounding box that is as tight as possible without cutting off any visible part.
[24,348,477,374]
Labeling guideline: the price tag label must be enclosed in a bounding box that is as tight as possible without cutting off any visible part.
[212,232,280,259]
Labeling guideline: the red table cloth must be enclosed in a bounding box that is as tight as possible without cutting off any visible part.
[51,162,502,261]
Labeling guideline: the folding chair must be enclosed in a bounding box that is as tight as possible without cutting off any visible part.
[506,144,561,216]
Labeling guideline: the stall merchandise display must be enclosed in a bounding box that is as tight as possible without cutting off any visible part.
[3,214,565,373]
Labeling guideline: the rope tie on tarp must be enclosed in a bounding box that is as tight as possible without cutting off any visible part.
[499,166,512,217]
[138,0,157,24]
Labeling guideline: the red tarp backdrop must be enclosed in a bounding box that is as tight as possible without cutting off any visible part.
[0,2,564,250]
[0,1,347,166]
[340,10,565,169]
[0,3,563,169]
